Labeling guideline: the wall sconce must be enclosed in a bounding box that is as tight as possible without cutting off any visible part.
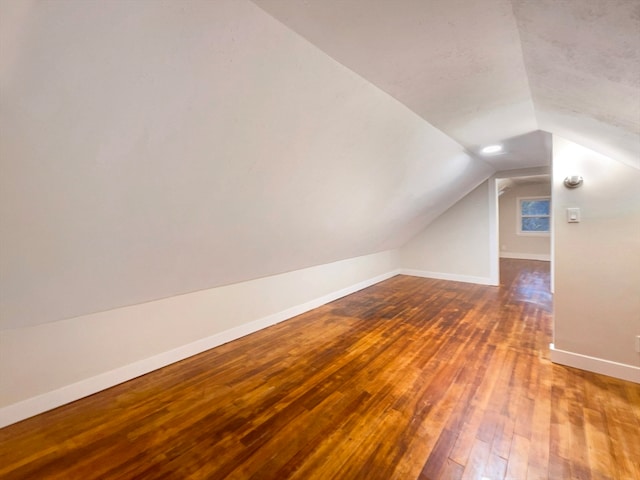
[563,175,583,189]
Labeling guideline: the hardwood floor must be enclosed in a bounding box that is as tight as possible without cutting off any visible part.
[1,259,639,479]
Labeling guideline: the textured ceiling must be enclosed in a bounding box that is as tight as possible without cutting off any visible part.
[513,0,640,169]
[253,0,640,170]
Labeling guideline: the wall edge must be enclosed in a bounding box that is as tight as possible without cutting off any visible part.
[399,269,497,286]
[550,343,640,384]
[0,268,401,428]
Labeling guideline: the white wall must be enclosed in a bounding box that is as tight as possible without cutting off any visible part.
[499,181,551,260]
[399,180,497,285]
[551,136,640,382]
[0,250,398,426]
[0,0,497,427]
[0,0,493,331]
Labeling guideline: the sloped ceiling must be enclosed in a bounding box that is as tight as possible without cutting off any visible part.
[0,0,492,328]
[513,0,640,169]
[253,0,640,170]
[253,0,538,163]
[0,0,637,328]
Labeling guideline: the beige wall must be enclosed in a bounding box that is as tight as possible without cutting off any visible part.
[499,181,551,260]
[399,181,495,284]
[552,136,640,372]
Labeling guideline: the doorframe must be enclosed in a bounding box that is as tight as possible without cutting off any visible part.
[489,166,552,288]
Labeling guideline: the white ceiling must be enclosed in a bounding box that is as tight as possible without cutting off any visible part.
[513,0,640,169]
[479,130,552,171]
[253,0,640,170]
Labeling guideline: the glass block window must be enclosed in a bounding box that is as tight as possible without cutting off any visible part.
[518,197,550,234]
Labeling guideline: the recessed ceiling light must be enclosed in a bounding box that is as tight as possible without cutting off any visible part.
[481,144,503,154]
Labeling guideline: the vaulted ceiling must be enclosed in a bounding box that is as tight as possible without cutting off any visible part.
[254,0,640,170]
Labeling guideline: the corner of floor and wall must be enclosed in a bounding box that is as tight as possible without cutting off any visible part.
[1,250,406,428]
[549,136,640,386]
[0,177,499,428]
[2,144,639,428]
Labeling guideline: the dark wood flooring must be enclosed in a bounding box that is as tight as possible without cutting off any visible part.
[1,259,639,479]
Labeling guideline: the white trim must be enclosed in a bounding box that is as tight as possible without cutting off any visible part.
[488,177,500,286]
[0,269,401,428]
[517,231,550,237]
[550,344,640,383]
[400,269,497,286]
[494,166,551,178]
[550,179,555,294]
[499,252,551,261]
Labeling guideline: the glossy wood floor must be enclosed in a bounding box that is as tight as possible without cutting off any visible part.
[1,259,639,479]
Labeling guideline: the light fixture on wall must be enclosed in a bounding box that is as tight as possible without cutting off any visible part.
[563,175,583,189]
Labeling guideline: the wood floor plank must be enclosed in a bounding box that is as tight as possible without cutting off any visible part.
[438,458,464,480]
[1,259,638,479]
[485,452,508,480]
[526,354,551,476]
[418,428,458,480]
[583,407,614,480]
[460,438,491,479]
[505,433,530,480]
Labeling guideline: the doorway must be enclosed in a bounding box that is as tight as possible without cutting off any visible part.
[495,174,552,285]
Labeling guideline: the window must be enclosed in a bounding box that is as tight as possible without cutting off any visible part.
[518,196,550,235]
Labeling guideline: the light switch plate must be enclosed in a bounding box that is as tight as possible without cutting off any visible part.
[567,207,580,223]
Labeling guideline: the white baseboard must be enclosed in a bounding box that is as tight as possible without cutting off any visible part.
[550,343,640,383]
[500,252,550,261]
[0,269,401,428]
[399,269,497,286]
